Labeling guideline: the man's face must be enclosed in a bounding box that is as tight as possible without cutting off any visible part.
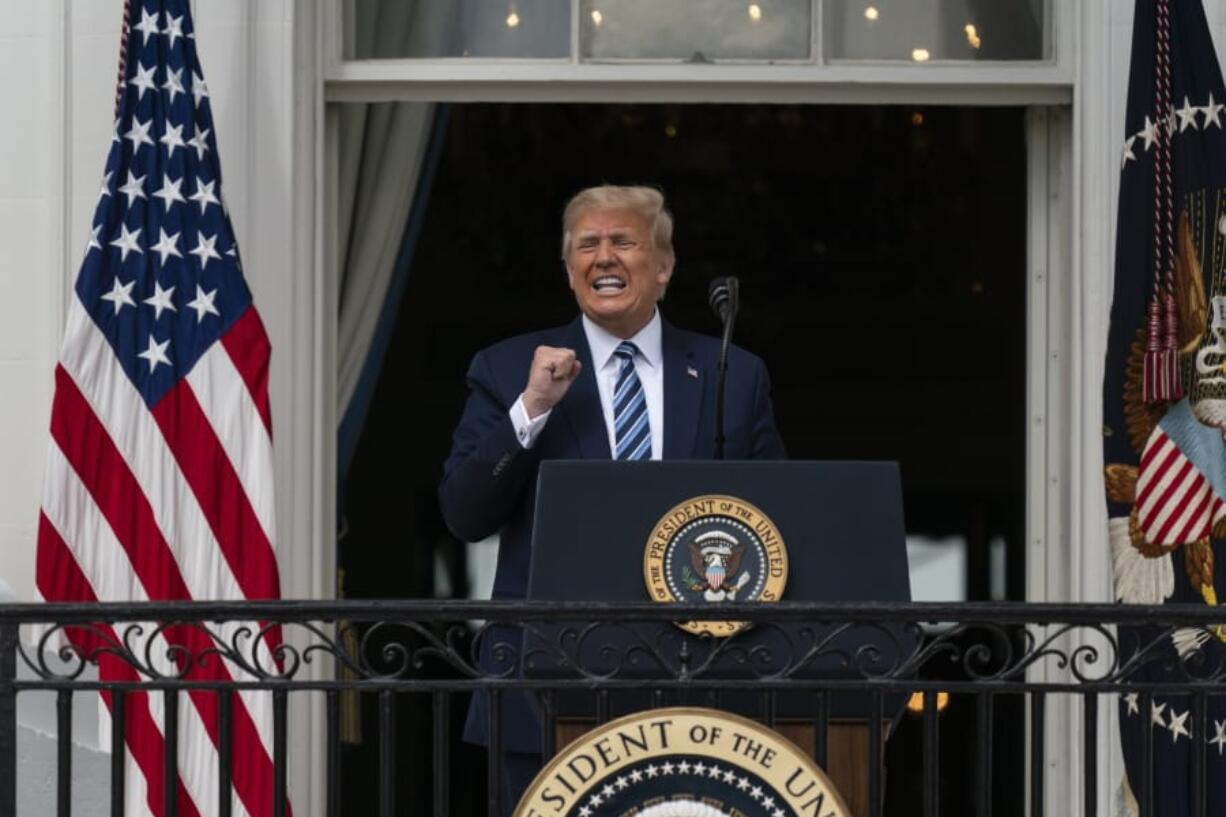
[565,207,673,338]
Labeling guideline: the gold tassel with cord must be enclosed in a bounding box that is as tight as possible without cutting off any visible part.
[1196,584,1226,642]
[1183,540,1226,641]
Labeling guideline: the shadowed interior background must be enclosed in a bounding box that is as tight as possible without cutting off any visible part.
[339,102,1027,815]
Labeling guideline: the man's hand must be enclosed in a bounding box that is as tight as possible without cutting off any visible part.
[522,346,582,419]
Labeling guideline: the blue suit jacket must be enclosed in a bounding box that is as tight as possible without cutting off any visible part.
[439,314,785,751]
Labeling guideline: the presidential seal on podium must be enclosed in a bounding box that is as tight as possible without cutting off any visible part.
[643,495,788,636]
[514,707,849,817]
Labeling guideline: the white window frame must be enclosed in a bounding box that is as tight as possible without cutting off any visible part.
[323,0,1074,104]
[306,2,1118,812]
[318,0,1084,593]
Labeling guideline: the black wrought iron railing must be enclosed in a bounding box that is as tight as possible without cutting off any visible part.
[1,601,1223,817]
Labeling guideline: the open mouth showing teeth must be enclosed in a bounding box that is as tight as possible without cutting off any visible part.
[593,276,626,292]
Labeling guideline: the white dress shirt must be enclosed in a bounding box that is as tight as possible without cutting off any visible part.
[510,310,664,459]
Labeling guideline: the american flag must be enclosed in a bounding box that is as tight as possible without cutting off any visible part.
[36,1,285,815]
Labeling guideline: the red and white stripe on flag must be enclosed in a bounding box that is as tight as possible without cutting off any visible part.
[35,1,288,815]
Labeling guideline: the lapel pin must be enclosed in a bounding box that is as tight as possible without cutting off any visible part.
[686,366,699,379]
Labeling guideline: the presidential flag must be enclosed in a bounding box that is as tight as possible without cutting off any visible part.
[35,1,285,815]
[1103,0,1226,812]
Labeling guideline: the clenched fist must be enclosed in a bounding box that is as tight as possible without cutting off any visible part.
[522,345,582,419]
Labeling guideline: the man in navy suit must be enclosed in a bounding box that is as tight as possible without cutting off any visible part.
[439,185,785,813]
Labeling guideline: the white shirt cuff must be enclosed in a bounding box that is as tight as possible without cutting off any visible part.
[510,395,551,449]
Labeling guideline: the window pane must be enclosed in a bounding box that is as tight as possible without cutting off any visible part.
[906,536,968,602]
[825,0,1046,61]
[346,0,571,60]
[580,0,811,62]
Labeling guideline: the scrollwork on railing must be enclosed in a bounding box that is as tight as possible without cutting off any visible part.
[9,604,1226,690]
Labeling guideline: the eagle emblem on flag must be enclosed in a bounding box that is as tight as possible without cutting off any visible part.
[1105,203,1226,624]
[1102,1,1226,811]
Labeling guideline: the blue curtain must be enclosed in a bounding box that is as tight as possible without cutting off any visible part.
[337,105,450,502]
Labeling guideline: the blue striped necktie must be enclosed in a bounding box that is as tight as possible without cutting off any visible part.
[612,341,652,460]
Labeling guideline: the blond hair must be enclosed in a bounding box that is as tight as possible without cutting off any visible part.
[560,185,675,261]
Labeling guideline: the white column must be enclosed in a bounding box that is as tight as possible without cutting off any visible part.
[1032,0,1131,814]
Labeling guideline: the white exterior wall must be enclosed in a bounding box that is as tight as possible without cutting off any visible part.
[4,1,1226,815]
[0,0,70,606]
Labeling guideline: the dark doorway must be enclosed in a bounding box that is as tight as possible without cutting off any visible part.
[340,102,1028,815]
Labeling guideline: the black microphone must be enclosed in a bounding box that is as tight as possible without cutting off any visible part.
[708,277,739,324]
[708,277,740,460]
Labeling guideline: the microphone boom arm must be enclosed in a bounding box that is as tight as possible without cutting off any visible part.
[712,277,739,460]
